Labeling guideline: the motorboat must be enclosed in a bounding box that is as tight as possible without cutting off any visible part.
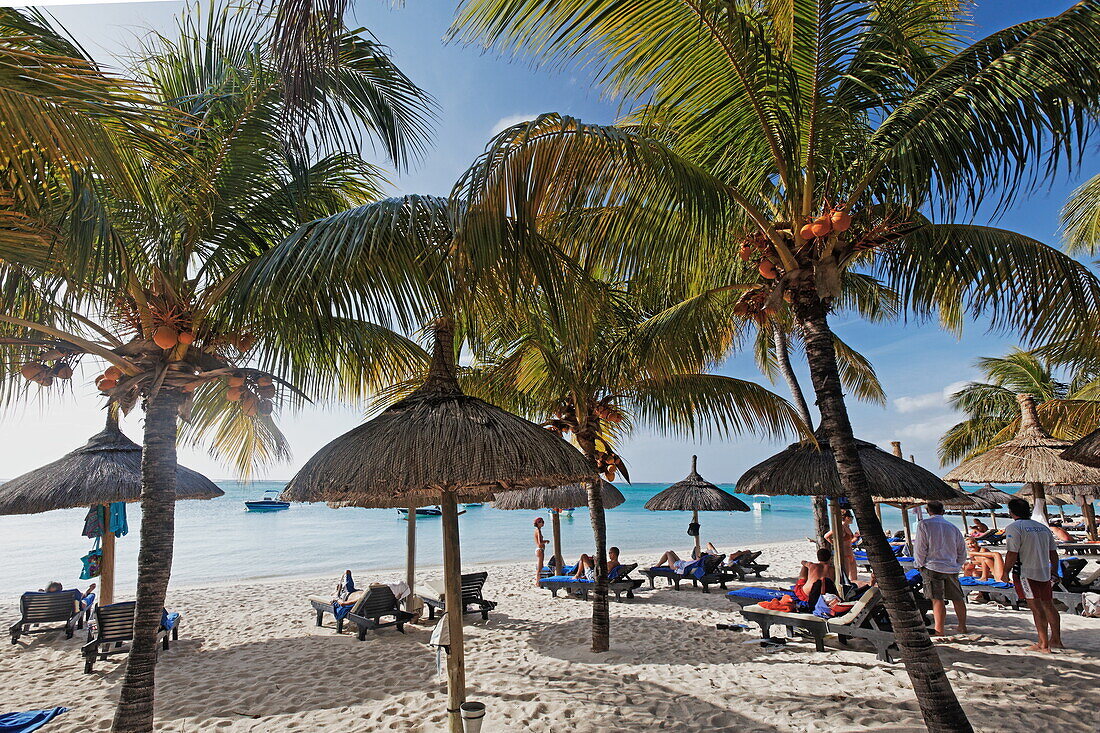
[397,506,443,518]
[462,503,484,508]
[752,495,771,512]
[245,490,290,512]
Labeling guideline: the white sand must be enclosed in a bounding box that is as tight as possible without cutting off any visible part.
[2,539,1098,732]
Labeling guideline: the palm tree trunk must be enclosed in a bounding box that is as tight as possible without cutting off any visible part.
[771,324,829,546]
[112,390,182,733]
[793,297,972,733]
[575,430,609,653]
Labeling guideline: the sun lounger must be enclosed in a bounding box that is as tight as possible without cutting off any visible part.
[82,602,179,674]
[972,528,1007,546]
[960,575,1086,615]
[722,551,770,580]
[854,549,914,572]
[741,587,905,662]
[539,563,644,601]
[421,572,497,621]
[1058,542,1100,556]
[345,586,416,640]
[309,586,375,634]
[9,590,87,644]
[726,586,797,610]
[1057,558,1100,593]
[641,553,730,592]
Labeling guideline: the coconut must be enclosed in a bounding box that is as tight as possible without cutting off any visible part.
[810,219,832,237]
[98,378,117,391]
[153,326,178,350]
[177,332,195,345]
[55,365,73,380]
[257,384,276,399]
[257,400,274,417]
[830,209,851,232]
[226,386,244,402]
[227,375,246,388]
[104,366,123,380]
[241,393,259,417]
[798,224,816,240]
[758,259,778,279]
[256,376,273,387]
[738,245,753,261]
[20,362,44,381]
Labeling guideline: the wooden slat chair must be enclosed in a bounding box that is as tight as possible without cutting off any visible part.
[641,554,726,592]
[9,590,86,644]
[82,602,178,674]
[539,563,644,601]
[422,572,497,621]
[309,588,373,634]
[346,586,416,640]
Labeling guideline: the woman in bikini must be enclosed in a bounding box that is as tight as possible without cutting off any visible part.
[962,537,1006,580]
[533,517,550,586]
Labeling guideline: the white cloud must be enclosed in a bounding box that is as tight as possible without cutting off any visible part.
[895,414,959,443]
[893,380,969,414]
[489,113,540,137]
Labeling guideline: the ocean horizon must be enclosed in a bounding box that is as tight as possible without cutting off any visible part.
[0,479,996,600]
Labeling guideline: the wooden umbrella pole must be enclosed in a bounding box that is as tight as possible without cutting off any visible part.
[829,498,844,588]
[960,508,968,534]
[692,508,701,558]
[440,491,466,733]
[990,509,998,530]
[406,504,417,600]
[1082,500,1098,541]
[901,506,914,557]
[551,510,563,573]
[100,507,115,606]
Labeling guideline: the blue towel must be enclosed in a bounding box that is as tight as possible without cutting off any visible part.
[161,611,181,631]
[332,601,353,620]
[0,708,67,732]
[959,576,1013,589]
[542,575,590,583]
[727,587,795,603]
[108,502,128,538]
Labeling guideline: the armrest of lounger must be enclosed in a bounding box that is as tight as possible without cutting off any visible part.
[741,604,821,623]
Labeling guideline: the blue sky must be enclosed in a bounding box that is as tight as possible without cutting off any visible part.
[1,1,1095,484]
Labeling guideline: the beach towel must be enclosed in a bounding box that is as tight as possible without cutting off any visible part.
[108,503,128,538]
[759,595,797,612]
[161,611,180,631]
[82,506,104,539]
[334,571,356,602]
[0,708,67,732]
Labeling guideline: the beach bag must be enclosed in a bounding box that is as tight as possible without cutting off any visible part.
[80,539,102,580]
[686,521,700,537]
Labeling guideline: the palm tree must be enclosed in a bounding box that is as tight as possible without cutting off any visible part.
[940,349,1100,464]
[0,5,433,731]
[450,3,1100,729]
[459,277,804,652]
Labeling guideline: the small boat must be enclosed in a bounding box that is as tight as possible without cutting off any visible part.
[397,506,443,517]
[752,495,771,512]
[462,503,484,508]
[548,507,574,517]
[245,491,290,512]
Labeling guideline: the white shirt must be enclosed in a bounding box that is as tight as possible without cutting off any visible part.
[1005,519,1058,582]
[913,515,967,574]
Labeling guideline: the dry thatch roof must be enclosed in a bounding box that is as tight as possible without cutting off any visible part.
[737,431,955,500]
[1013,484,1083,505]
[0,415,222,515]
[280,319,595,509]
[1062,427,1100,469]
[943,394,1100,485]
[1049,485,1100,502]
[492,480,625,511]
[645,456,750,512]
[942,489,1000,511]
[972,484,1016,505]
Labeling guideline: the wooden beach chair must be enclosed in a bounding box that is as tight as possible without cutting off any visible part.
[722,551,771,580]
[308,586,376,634]
[741,587,903,662]
[82,602,179,674]
[421,572,497,621]
[9,590,87,644]
[641,553,727,592]
[539,563,644,601]
[345,586,416,640]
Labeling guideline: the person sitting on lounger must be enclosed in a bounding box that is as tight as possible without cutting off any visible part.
[969,519,990,537]
[962,538,1006,581]
[703,542,755,565]
[572,547,621,580]
[652,548,700,575]
[1050,525,1073,543]
[796,548,837,607]
[41,581,96,609]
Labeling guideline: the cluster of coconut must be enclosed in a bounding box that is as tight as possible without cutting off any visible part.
[597,452,624,481]
[591,400,624,424]
[95,365,126,392]
[152,326,196,350]
[19,350,75,386]
[225,373,275,417]
[798,206,852,241]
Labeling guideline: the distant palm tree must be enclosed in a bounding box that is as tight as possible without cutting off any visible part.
[940,350,1100,465]
[450,3,1100,729]
[0,5,433,731]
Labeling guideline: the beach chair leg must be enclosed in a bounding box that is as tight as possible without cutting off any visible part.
[813,633,825,652]
[316,609,324,627]
[161,634,169,651]
[172,627,179,641]
[646,577,655,589]
[396,623,406,634]
[336,618,344,634]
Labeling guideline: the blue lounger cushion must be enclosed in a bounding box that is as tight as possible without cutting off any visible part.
[0,708,68,733]
[726,587,796,603]
[542,566,628,584]
[959,577,1013,589]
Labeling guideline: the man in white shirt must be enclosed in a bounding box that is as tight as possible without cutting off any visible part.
[913,500,968,636]
[1004,497,1062,652]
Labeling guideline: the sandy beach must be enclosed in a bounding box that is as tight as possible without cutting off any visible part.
[2,539,1098,732]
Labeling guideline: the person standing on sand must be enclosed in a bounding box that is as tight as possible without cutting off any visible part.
[1003,498,1063,653]
[825,511,857,581]
[913,500,968,637]
[533,517,550,586]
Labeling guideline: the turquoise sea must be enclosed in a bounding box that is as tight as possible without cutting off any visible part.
[0,480,987,600]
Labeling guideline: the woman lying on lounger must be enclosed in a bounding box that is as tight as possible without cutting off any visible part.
[571,547,621,580]
[962,538,1006,581]
[702,542,756,564]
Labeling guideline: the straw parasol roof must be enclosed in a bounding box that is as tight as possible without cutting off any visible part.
[645,456,749,512]
[972,484,1016,505]
[492,480,624,511]
[942,489,1000,511]
[0,414,222,515]
[280,320,594,508]
[943,394,1100,485]
[1062,427,1100,468]
[1013,484,1075,506]
[736,431,955,500]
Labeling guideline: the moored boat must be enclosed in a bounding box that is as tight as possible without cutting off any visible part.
[245,490,290,512]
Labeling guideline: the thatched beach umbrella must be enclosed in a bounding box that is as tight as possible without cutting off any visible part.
[738,432,954,586]
[280,318,594,733]
[943,394,1100,522]
[1051,485,1100,540]
[1062,427,1100,468]
[0,412,222,604]
[492,480,624,572]
[972,484,1015,529]
[644,455,749,557]
[941,484,999,533]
